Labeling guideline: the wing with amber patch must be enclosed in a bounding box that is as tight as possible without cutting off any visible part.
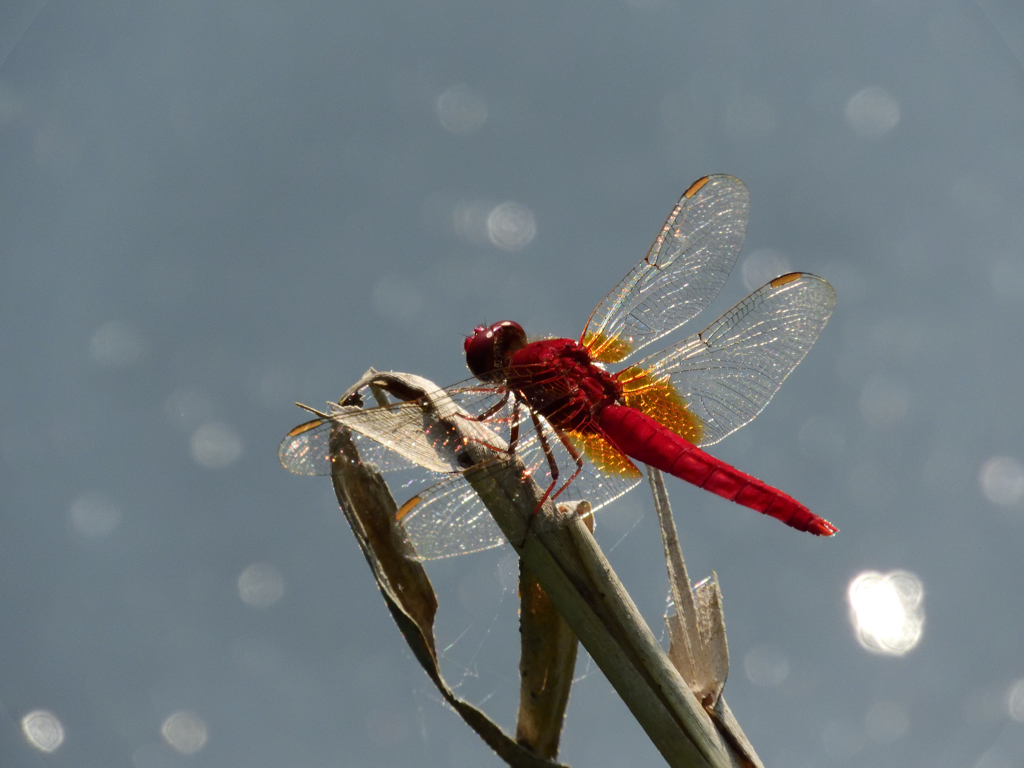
[616,365,705,444]
[566,429,642,480]
[580,175,749,364]
[621,273,836,447]
[538,427,642,515]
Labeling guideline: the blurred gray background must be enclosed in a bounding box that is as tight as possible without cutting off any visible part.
[2,0,1024,766]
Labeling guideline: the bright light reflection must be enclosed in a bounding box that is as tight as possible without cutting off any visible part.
[845,86,900,139]
[237,562,285,608]
[161,710,207,755]
[979,456,1024,506]
[70,491,122,538]
[89,320,146,367]
[190,422,243,469]
[743,646,789,687]
[847,570,924,655]
[21,709,64,753]
[486,202,536,251]
[436,84,487,135]
[1007,678,1024,722]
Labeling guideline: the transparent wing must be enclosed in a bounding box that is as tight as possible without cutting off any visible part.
[279,382,513,560]
[280,419,511,559]
[278,381,509,477]
[398,421,643,560]
[623,273,836,447]
[279,380,644,560]
[580,175,750,364]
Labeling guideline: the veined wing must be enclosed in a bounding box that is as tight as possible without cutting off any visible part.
[580,175,749,364]
[279,380,642,560]
[618,273,836,447]
[281,417,510,559]
[278,380,511,477]
[279,380,514,560]
[397,426,642,560]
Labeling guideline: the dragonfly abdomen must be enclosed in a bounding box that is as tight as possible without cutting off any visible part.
[597,404,837,536]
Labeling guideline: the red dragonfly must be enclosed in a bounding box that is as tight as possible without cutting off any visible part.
[280,175,837,559]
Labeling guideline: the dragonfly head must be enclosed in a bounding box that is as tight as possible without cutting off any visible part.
[464,321,527,382]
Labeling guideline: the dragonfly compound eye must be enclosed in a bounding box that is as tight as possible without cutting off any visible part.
[465,321,527,381]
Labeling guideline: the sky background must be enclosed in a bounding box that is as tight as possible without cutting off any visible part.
[2,0,1024,766]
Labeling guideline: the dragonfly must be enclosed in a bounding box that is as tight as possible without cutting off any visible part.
[280,175,837,559]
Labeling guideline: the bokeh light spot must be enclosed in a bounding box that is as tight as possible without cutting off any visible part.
[743,646,789,687]
[21,710,64,753]
[845,86,900,139]
[237,562,285,608]
[161,710,207,755]
[864,700,909,743]
[487,202,536,251]
[69,491,122,539]
[741,248,790,291]
[436,84,487,135]
[847,570,924,655]
[979,456,1024,506]
[89,321,146,367]
[190,423,243,469]
[1007,678,1024,722]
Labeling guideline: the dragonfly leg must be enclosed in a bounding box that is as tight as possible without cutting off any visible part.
[530,410,562,513]
[549,428,584,502]
[459,390,511,423]
[527,412,584,509]
[450,393,525,463]
[517,412,588,547]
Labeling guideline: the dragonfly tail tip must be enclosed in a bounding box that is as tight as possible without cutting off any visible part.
[808,517,839,537]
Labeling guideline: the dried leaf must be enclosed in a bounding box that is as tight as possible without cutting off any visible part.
[649,467,763,768]
[328,370,567,768]
[516,513,583,758]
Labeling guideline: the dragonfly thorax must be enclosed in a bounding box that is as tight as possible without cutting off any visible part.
[464,320,528,382]
[504,337,623,431]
